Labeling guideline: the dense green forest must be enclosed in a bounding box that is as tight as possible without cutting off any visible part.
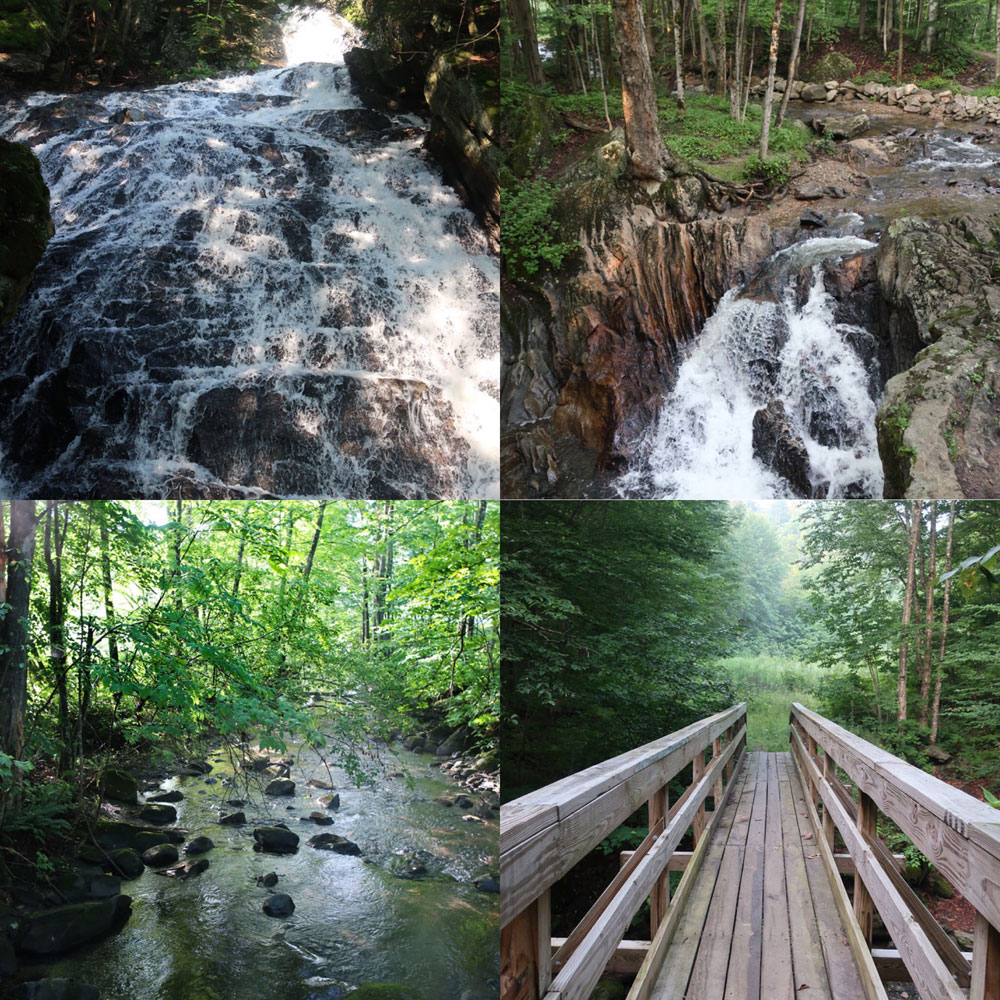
[0,500,498,878]
[502,499,1000,796]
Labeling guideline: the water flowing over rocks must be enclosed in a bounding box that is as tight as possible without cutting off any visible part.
[0,17,499,498]
[502,128,782,496]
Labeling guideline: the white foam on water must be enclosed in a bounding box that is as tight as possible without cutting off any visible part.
[617,237,883,499]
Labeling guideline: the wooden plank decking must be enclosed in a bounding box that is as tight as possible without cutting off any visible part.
[643,750,868,1000]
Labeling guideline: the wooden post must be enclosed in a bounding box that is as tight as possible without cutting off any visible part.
[692,749,706,843]
[725,724,736,782]
[501,897,548,1000]
[711,735,723,811]
[807,734,819,807]
[972,911,1000,1000]
[648,784,670,934]
[854,791,877,945]
[822,752,835,851]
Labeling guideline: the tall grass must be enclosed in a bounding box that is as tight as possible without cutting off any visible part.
[716,654,823,751]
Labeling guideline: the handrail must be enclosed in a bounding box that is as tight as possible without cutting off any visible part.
[789,702,1000,1000]
[501,702,747,1000]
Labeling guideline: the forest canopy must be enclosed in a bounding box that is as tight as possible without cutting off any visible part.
[502,500,1000,800]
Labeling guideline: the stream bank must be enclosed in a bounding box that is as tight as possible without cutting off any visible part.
[0,709,498,1000]
[501,109,1000,498]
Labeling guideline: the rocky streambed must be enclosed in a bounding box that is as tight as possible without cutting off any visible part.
[501,115,1000,498]
[1,718,499,1000]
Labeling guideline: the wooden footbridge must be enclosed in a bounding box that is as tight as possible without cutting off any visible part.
[500,703,1000,1000]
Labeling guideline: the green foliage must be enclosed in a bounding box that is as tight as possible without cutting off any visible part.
[502,180,579,280]
[502,500,741,797]
[742,154,791,188]
[596,824,646,855]
[984,787,1000,807]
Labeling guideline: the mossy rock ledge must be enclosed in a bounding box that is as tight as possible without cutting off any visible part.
[0,139,54,324]
[875,213,1000,498]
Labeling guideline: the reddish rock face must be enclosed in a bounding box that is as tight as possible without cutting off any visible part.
[503,212,781,496]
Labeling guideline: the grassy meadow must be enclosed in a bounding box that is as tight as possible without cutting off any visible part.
[716,654,823,751]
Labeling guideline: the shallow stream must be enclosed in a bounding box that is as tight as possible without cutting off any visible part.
[21,724,499,1000]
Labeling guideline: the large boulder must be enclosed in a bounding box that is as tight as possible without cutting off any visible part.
[265,779,295,796]
[0,933,16,979]
[253,827,300,855]
[16,897,130,955]
[875,214,1000,497]
[799,82,829,102]
[102,849,143,880]
[131,831,170,853]
[139,803,177,824]
[140,844,179,868]
[262,893,295,917]
[0,139,54,324]
[752,400,814,497]
[183,836,215,855]
[811,113,870,140]
[100,768,137,805]
[805,51,857,83]
[307,834,361,855]
[424,53,499,251]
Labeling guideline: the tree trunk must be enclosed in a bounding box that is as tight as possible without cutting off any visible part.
[929,500,955,744]
[507,0,546,85]
[897,0,904,81]
[717,0,728,97]
[612,0,679,177]
[898,499,921,722]
[859,0,867,39]
[44,503,72,774]
[670,0,687,109]
[760,0,784,159]
[98,506,121,702]
[731,0,749,117]
[918,504,936,726]
[995,0,1000,82]
[778,0,807,125]
[593,10,615,129]
[0,502,38,762]
[302,501,327,586]
[922,0,936,51]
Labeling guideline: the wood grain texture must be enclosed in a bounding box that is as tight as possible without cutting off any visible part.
[792,703,1000,931]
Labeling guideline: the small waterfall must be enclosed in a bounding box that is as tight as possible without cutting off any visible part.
[617,236,884,499]
[1,10,499,498]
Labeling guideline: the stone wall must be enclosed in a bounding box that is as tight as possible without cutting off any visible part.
[755,74,1000,124]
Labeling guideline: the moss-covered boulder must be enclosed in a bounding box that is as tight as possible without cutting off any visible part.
[0,1,50,78]
[875,214,1000,497]
[506,90,560,178]
[100,767,137,805]
[16,897,129,955]
[424,52,499,249]
[0,139,53,324]
[805,51,856,83]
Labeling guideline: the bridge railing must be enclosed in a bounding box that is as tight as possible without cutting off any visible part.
[790,702,1000,1000]
[500,702,748,1000]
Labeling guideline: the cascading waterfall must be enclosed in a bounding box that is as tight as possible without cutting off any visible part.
[0,11,499,498]
[617,236,885,499]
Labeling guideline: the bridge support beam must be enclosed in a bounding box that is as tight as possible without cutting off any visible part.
[501,895,550,1000]
[972,911,1000,1000]
[648,784,669,934]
